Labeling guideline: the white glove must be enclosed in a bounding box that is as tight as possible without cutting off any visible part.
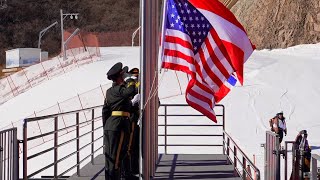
[131,94,141,106]
[124,74,138,82]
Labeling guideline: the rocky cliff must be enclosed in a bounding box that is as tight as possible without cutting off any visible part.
[232,0,320,49]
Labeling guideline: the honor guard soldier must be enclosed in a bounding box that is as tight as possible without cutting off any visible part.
[102,62,138,180]
[127,68,141,178]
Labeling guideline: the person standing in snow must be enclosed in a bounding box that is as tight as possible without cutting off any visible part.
[102,62,138,180]
[269,111,287,143]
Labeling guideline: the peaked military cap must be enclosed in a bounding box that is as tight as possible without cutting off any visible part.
[129,68,139,75]
[107,62,127,80]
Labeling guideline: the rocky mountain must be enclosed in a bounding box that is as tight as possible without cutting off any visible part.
[232,0,320,49]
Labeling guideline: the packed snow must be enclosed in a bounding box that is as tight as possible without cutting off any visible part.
[1,44,320,179]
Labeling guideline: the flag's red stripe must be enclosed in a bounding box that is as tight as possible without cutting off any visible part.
[194,79,214,94]
[186,79,217,122]
[189,0,246,33]
[186,95,217,122]
[221,40,245,84]
[161,62,194,75]
[214,84,231,103]
[165,45,211,89]
[164,49,194,64]
[165,35,193,50]
[198,48,223,88]
[204,32,231,79]
[209,29,234,71]
[188,87,213,109]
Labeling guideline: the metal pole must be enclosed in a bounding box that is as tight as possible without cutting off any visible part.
[223,106,225,154]
[64,28,80,47]
[60,9,65,60]
[141,0,160,177]
[0,133,3,179]
[234,146,237,176]
[275,135,280,180]
[91,109,95,164]
[54,117,58,179]
[38,21,58,49]
[13,128,18,180]
[243,157,247,179]
[76,113,80,176]
[164,106,167,154]
[285,142,288,180]
[310,154,319,179]
[264,133,267,180]
[23,120,28,180]
[139,0,143,177]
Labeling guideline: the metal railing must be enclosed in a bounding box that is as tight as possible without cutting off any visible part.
[158,104,260,179]
[285,140,320,180]
[264,131,281,180]
[310,154,320,179]
[158,104,225,154]
[223,131,260,180]
[0,128,18,180]
[22,105,104,179]
[284,141,295,180]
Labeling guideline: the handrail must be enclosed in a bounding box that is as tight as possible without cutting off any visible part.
[27,116,101,141]
[223,131,260,180]
[158,104,225,154]
[24,104,102,122]
[22,108,103,179]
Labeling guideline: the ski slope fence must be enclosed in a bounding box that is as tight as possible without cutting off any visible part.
[0,79,188,157]
[0,83,109,153]
[0,47,101,106]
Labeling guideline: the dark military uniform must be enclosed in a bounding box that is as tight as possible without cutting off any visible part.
[103,63,137,180]
[127,103,140,175]
[126,68,141,176]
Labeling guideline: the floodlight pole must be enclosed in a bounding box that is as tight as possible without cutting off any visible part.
[64,28,80,50]
[38,21,58,49]
[60,9,79,60]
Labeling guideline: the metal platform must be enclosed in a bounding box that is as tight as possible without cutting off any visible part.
[68,154,241,180]
[154,154,241,180]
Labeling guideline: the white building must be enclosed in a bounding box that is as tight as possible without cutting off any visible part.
[5,48,48,68]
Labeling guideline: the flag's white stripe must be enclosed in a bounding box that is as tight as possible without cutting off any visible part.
[163,55,195,72]
[165,29,192,44]
[194,74,215,94]
[201,42,226,83]
[224,81,233,89]
[164,41,194,58]
[194,53,219,92]
[191,84,214,104]
[198,9,253,61]
[163,42,217,92]
[206,33,234,74]
[186,93,216,116]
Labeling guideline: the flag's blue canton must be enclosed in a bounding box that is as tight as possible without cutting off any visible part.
[166,0,212,54]
[227,75,237,86]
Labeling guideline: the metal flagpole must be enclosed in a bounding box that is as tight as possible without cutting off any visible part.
[140,0,160,179]
[139,0,143,178]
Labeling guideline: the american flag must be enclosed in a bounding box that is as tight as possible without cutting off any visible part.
[161,0,254,122]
